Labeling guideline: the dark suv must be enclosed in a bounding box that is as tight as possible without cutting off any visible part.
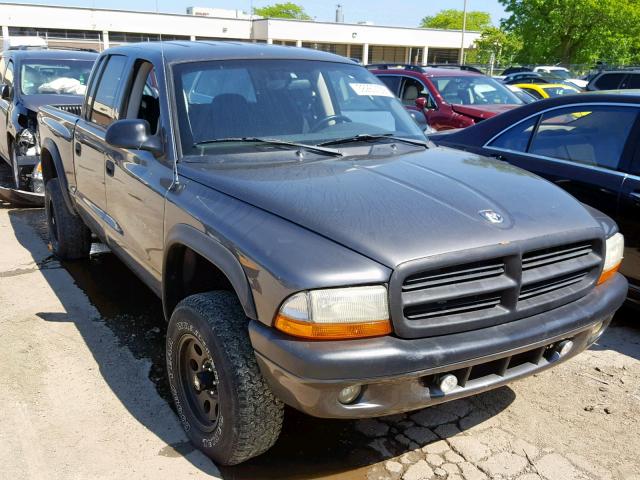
[372,65,523,131]
[0,47,96,204]
[586,70,640,91]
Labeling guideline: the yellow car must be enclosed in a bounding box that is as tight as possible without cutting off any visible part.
[513,83,581,99]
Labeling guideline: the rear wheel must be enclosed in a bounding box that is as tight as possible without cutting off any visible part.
[166,291,284,465]
[45,178,91,260]
[9,139,21,190]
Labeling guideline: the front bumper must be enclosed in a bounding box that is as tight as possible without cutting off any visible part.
[250,273,627,418]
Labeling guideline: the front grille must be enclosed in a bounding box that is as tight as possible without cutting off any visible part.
[391,236,603,339]
[53,104,82,116]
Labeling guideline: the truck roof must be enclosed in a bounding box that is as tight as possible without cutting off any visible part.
[1,49,98,61]
[105,40,355,65]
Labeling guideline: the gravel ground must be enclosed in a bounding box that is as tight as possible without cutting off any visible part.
[1,204,638,480]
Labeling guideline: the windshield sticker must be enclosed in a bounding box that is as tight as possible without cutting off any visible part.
[349,83,394,97]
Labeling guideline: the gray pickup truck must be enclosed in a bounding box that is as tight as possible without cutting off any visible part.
[38,41,627,465]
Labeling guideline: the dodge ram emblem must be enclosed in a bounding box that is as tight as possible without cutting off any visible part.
[479,209,504,224]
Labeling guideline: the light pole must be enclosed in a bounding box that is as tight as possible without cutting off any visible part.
[460,0,468,64]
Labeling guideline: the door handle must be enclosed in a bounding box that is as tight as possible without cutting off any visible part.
[105,159,115,177]
[75,142,82,155]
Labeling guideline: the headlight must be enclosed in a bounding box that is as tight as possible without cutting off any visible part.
[598,233,624,285]
[273,285,392,340]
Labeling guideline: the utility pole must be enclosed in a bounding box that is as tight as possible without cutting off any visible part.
[460,0,468,64]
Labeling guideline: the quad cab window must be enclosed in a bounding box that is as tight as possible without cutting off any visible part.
[20,59,94,95]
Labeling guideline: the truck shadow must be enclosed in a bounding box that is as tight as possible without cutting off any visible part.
[8,207,519,479]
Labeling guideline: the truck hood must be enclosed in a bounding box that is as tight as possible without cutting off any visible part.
[451,103,518,121]
[179,147,600,268]
[20,94,83,112]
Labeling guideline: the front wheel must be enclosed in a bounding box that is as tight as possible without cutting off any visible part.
[9,140,21,190]
[166,291,284,465]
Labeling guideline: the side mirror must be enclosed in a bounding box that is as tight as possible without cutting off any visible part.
[0,84,10,101]
[105,119,162,155]
[415,97,427,110]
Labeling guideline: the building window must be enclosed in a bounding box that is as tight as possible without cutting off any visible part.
[427,48,459,64]
[8,26,101,41]
[368,45,407,64]
[109,32,189,43]
[301,42,348,57]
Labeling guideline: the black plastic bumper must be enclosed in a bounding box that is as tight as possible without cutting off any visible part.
[249,273,627,418]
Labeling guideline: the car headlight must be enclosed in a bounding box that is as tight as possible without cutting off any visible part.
[598,232,624,285]
[274,285,392,340]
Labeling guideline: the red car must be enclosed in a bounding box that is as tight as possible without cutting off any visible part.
[371,65,523,131]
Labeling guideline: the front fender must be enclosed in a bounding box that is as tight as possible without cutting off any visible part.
[163,223,257,321]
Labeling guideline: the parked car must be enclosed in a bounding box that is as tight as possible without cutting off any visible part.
[533,66,588,89]
[501,66,532,76]
[513,83,581,99]
[507,85,538,103]
[430,92,639,307]
[0,47,97,205]
[38,41,627,465]
[372,64,523,131]
[586,70,640,91]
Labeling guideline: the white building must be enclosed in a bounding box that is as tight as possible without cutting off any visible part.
[0,3,480,65]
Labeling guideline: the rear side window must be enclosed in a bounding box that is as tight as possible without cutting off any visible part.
[377,76,401,96]
[489,115,538,152]
[5,60,14,88]
[0,56,5,83]
[522,87,543,99]
[623,73,640,89]
[529,106,638,170]
[594,73,625,90]
[91,55,127,127]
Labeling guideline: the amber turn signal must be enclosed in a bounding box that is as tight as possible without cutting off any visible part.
[274,314,392,340]
[597,261,621,285]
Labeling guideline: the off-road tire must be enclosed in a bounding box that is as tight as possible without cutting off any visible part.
[45,178,91,260]
[166,291,284,465]
[9,139,20,190]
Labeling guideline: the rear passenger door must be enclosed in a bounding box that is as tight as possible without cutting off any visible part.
[486,104,640,219]
[104,59,170,287]
[619,155,640,294]
[74,54,128,236]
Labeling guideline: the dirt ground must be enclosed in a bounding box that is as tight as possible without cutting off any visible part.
[0,204,638,480]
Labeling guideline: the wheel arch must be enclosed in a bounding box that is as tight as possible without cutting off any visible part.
[40,138,77,215]
[163,223,257,322]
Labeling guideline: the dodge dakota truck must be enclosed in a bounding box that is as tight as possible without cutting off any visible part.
[38,41,628,466]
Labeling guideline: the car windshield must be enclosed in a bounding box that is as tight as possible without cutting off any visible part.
[20,59,94,96]
[173,59,425,157]
[432,76,523,105]
[548,69,571,79]
[543,86,580,97]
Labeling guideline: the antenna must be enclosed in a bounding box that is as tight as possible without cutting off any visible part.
[155,0,180,189]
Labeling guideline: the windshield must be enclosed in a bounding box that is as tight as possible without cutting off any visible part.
[432,76,523,106]
[548,69,571,79]
[543,85,580,97]
[173,59,424,157]
[20,59,94,96]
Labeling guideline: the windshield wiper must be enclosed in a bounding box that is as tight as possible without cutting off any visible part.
[193,137,343,157]
[318,133,429,148]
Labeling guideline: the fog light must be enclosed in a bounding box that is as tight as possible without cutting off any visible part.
[557,340,573,357]
[338,385,362,404]
[439,374,458,393]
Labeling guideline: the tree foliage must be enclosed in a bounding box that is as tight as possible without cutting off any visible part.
[499,0,640,65]
[253,2,311,20]
[420,9,492,31]
[472,27,523,65]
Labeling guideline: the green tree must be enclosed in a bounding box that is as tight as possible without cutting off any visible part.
[472,27,522,65]
[420,9,492,31]
[253,2,311,20]
[499,0,640,66]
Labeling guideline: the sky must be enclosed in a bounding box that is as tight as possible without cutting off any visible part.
[2,0,508,27]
